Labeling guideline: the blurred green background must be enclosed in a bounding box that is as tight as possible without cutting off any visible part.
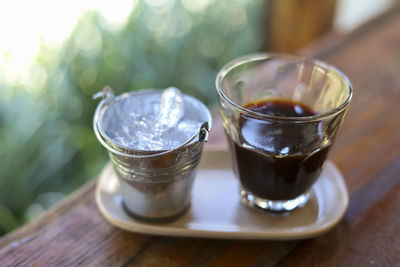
[0,0,265,235]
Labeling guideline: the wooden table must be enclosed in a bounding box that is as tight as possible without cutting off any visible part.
[2,7,400,267]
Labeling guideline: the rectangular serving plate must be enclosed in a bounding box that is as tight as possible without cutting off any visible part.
[95,150,348,240]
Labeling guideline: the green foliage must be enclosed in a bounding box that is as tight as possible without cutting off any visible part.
[0,0,264,235]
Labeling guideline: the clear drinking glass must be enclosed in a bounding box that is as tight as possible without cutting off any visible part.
[216,53,352,212]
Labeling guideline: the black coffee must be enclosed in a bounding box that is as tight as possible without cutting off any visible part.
[229,99,331,200]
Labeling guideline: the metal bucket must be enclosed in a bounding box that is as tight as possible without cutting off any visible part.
[93,87,211,222]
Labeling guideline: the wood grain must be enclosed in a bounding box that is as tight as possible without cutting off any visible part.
[2,5,400,267]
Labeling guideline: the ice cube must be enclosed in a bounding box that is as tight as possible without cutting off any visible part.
[153,87,184,134]
[113,136,132,147]
[157,119,201,148]
[177,119,201,134]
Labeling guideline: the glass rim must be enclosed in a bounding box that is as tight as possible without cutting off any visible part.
[215,52,353,122]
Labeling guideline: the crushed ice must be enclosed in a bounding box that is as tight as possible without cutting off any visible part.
[99,87,201,150]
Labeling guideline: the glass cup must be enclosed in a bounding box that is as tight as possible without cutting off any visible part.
[216,53,352,212]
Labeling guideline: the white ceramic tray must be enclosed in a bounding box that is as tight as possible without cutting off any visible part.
[95,150,349,240]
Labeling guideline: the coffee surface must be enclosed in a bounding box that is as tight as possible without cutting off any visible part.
[244,99,316,117]
[229,99,330,200]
